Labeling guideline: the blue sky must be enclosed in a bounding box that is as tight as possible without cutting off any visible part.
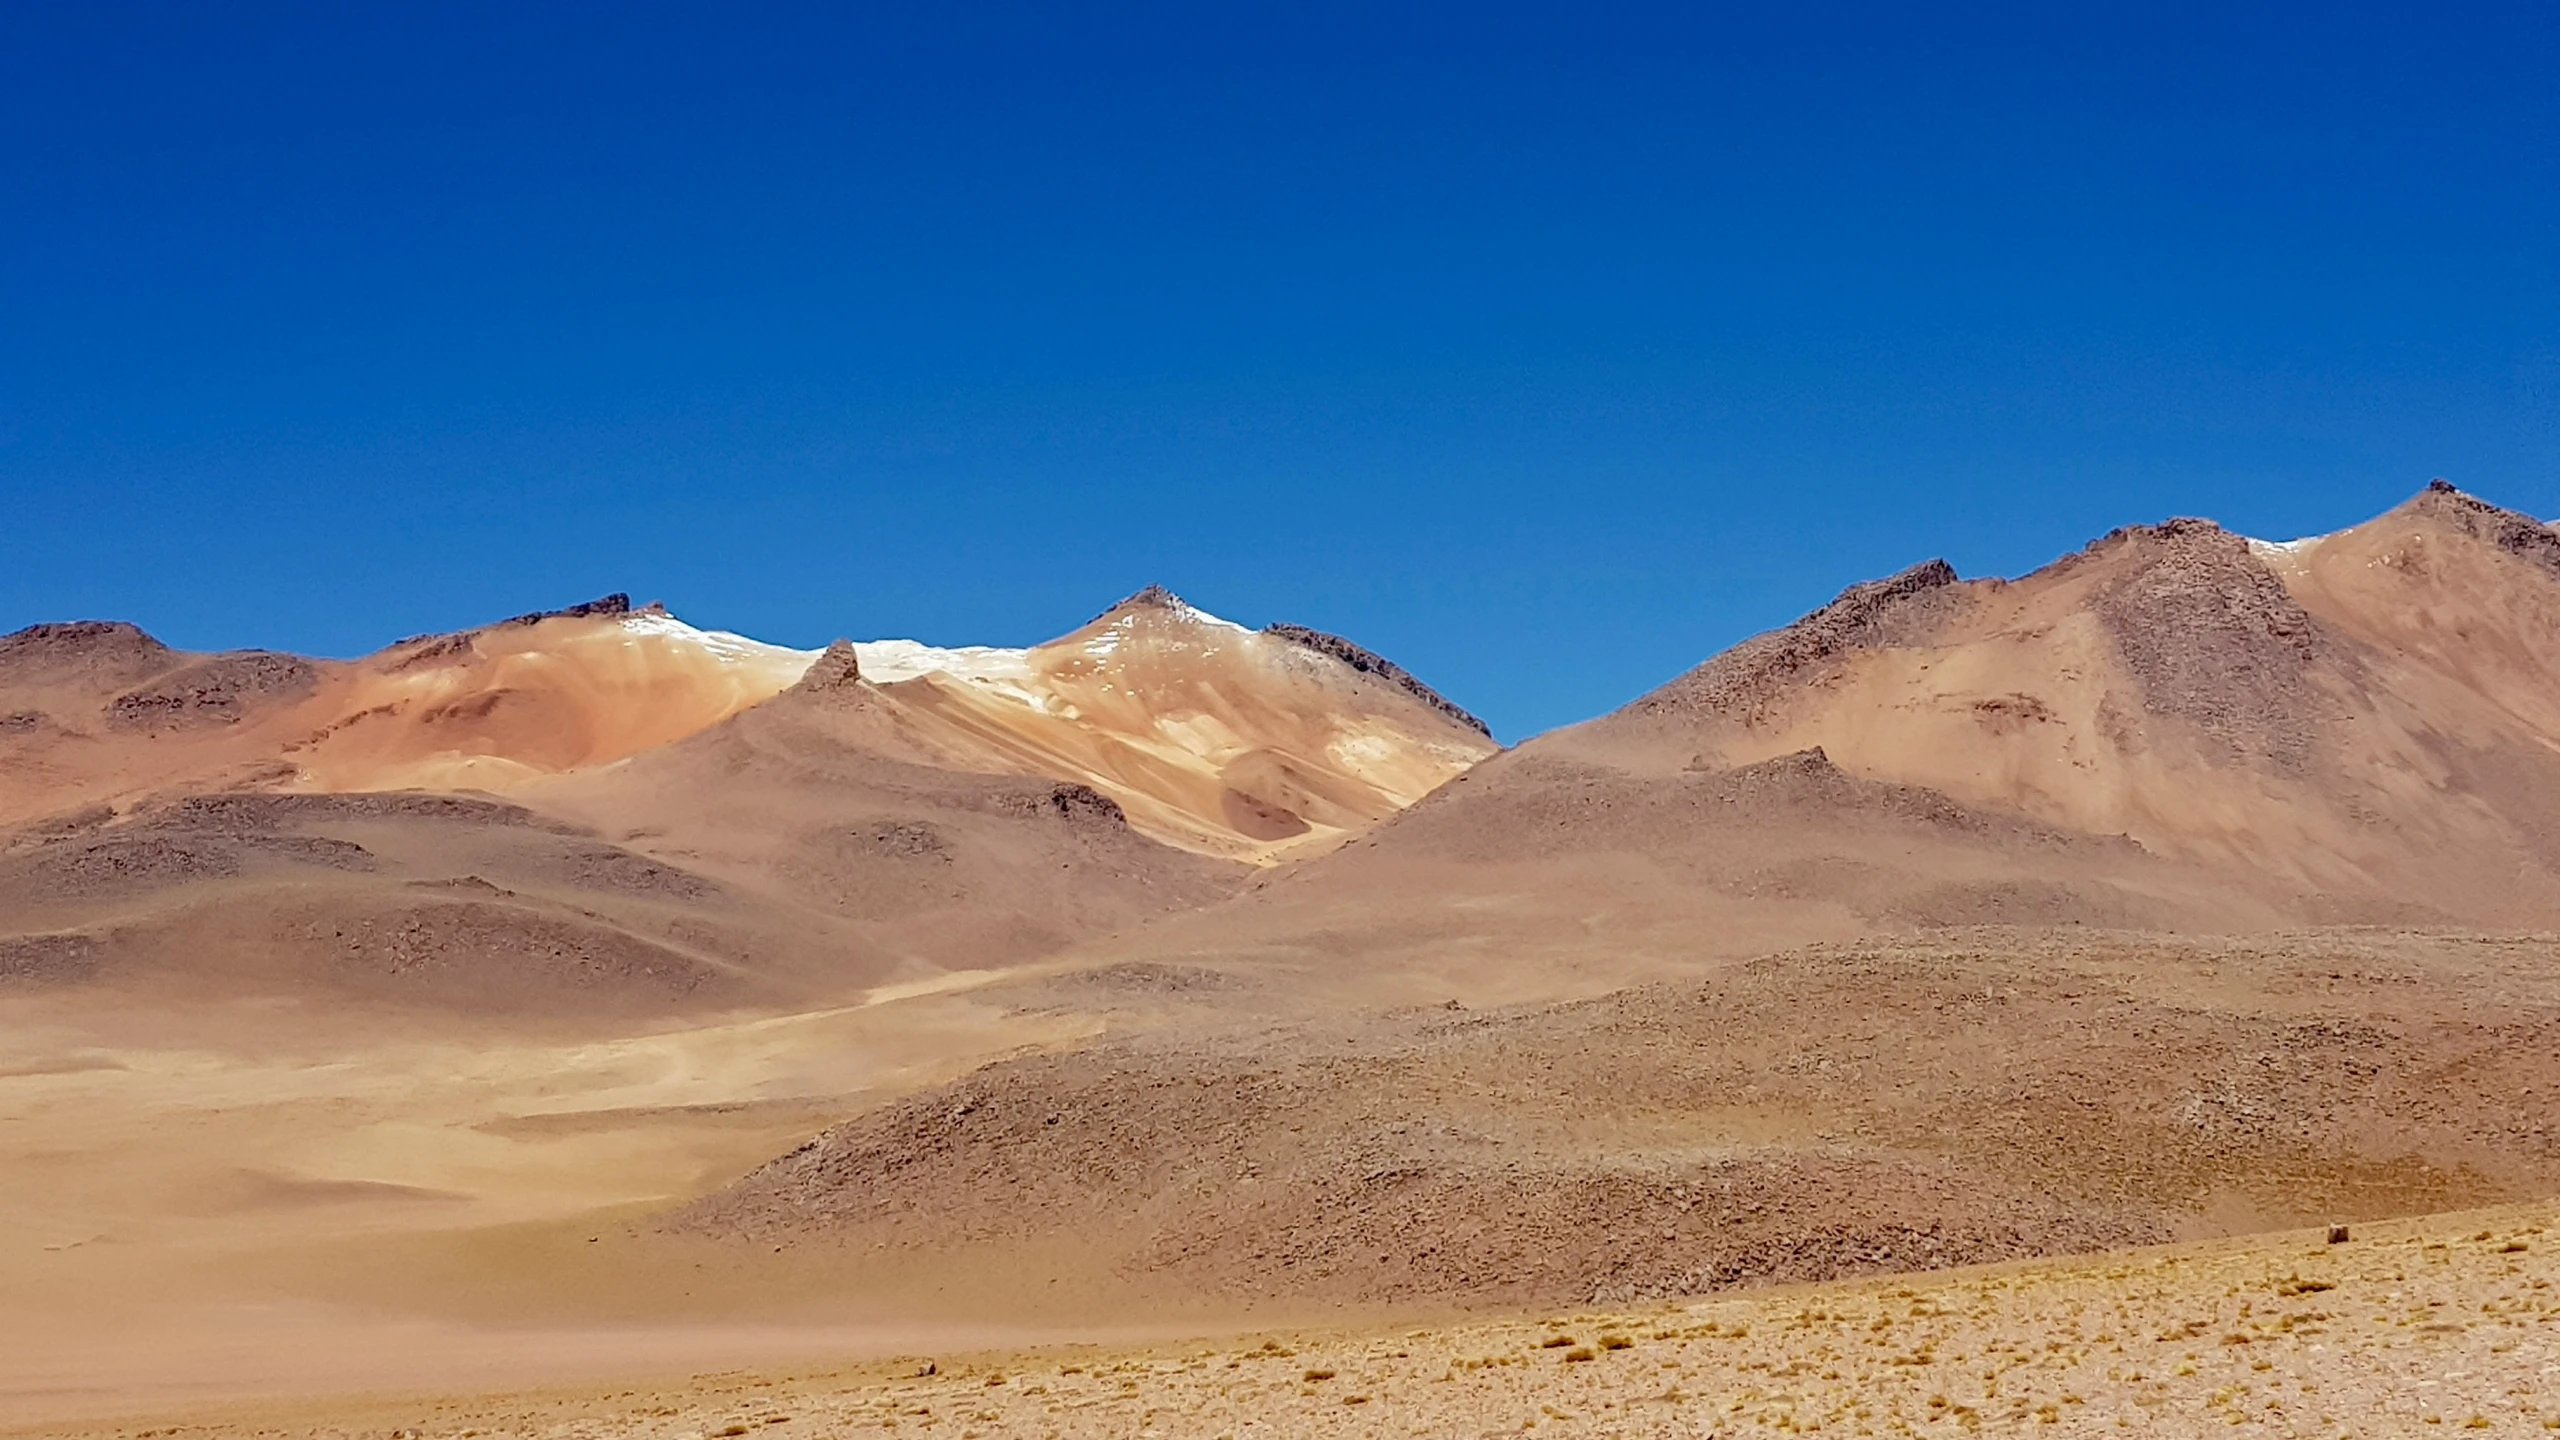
[3,3,2553,739]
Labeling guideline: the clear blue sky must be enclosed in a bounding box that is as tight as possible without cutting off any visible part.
[3,4,2553,739]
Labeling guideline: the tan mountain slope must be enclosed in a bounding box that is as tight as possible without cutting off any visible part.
[725,586,1496,862]
[285,596,816,795]
[518,677,1247,991]
[0,790,791,1017]
[19,495,2560,1425]
[1562,481,2560,921]
[0,595,804,830]
[1086,482,2560,1010]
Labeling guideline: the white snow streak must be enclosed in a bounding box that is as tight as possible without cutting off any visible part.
[1171,600,1251,634]
[618,611,820,667]
[2245,533,2329,559]
[614,597,1254,700]
[852,637,1034,685]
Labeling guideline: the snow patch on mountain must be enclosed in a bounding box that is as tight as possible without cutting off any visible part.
[2245,533,2330,560]
[618,609,1045,694]
[853,638,1032,684]
[619,611,821,668]
[1172,600,1251,635]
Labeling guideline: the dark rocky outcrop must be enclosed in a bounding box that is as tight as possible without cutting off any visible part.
[380,631,479,671]
[2081,519,2339,770]
[1633,559,1966,726]
[1045,782,1126,824]
[499,593,636,628]
[0,932,100,986]
[790,640,864,692]
[0,620,177,691]
[106,651,319,730]
[1263,623,1492,738]
[2406,478,2560,579]
[1086,583,1191,626]
[149,791,557,830]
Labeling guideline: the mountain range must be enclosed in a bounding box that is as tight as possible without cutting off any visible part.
[8,480,2560,1416]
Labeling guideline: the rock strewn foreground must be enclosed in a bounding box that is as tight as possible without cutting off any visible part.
[60,1202,2559,1440]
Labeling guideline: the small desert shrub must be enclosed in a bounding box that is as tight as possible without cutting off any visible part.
[1540,1335,1575,1348]
[1599,1334,1633,1351]
[1303,1368,1336,1382]
[1562,1347,1595,1363]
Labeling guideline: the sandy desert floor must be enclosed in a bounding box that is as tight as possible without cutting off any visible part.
[12,1202,2554,1439]
[10,929,2560,1436]
[0,975,1122,1430]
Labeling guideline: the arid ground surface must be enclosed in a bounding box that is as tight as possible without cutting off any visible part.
[14,1203,2558,1438]
[9,927,2558,1433]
